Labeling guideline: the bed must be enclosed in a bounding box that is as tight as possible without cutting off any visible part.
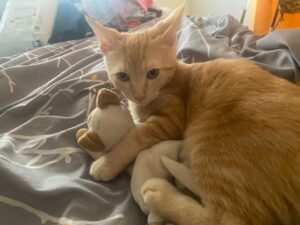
[0,14,300,225]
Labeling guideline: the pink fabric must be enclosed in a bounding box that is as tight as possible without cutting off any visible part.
[137,0,153,11]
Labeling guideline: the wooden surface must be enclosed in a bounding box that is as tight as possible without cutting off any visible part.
[254,0,300,34]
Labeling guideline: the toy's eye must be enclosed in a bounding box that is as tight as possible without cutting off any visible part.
[147,68,160,80]
[116,72,130,81]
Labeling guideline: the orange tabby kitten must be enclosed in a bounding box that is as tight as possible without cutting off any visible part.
[86,5,300,225]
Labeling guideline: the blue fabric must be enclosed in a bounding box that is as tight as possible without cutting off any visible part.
[48,0,89,44]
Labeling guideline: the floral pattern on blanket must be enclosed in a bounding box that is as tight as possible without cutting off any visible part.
[0,37,145,225]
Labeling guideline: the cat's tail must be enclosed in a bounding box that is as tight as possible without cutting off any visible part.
[161,156,200,196]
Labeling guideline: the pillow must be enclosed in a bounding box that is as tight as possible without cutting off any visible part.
[0,0,58,57]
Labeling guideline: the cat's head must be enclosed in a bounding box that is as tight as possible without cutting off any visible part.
[86,4,184,106]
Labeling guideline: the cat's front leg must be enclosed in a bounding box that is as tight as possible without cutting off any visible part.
[141,178,211,225]
[90,115,182,181]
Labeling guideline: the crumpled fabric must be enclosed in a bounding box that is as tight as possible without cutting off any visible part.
[82,0,158,30]
[137,0,153,11]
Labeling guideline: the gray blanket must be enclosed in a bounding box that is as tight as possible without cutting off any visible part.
[0,15,299,225]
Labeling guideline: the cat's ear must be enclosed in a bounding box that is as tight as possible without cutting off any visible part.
[85,16,122,54]
[152,2,184,47]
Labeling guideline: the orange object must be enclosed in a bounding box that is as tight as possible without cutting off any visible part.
[254,0,300,34]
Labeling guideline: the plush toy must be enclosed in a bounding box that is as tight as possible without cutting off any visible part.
[76,88,196,225]
[76,88,135,159]
[131,140,183,225]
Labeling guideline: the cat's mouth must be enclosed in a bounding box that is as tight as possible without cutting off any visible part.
[132,98,149,106]
[131,93,158,106]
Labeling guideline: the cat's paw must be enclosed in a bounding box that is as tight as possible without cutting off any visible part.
[141,178,178,218]
[89,155,116,181]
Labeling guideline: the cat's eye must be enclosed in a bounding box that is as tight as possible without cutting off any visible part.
[147,68,160,80]
[116,72,130,81]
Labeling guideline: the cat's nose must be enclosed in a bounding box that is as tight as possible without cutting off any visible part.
[135,95,146,102]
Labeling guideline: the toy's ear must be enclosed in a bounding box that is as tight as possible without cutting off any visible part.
[85,16,123,54]
[161,156,200,196]
[76,128,105,152]
[96,89,121,109]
